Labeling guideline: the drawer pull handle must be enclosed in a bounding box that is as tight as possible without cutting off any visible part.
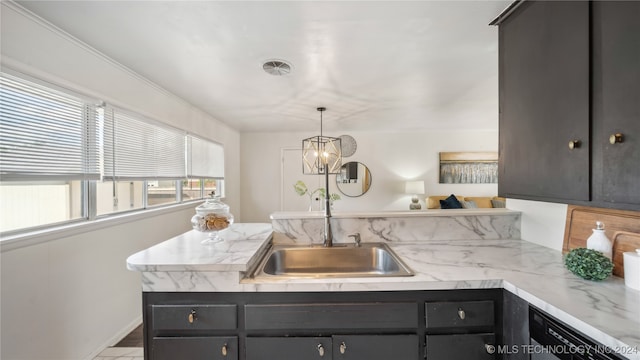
[610,133,624,144]
[317,344,325,357]
[188,309,197,324]
[568,140,581,150]
[221,343,228,357]
[457,308,466,320]
[340,341,347,354]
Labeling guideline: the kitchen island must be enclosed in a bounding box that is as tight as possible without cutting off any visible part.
[127,220,640,360]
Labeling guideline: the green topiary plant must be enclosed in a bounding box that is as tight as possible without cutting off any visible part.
[564,248,614,281]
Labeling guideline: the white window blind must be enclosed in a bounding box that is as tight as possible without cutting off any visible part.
[102,106,186,180]
[0,72,100,181]
[187,135,225,179]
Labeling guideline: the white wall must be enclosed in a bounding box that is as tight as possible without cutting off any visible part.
[1,207,193,360]
[507,198,568,251]
[241,130,499,222]
[1,3,241,359]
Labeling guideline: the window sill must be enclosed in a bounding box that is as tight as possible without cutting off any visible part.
[0,201,200,253]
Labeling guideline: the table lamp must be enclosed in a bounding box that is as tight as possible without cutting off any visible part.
[405,180,425,210]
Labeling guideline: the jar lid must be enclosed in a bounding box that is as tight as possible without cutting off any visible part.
[196,192,229,212]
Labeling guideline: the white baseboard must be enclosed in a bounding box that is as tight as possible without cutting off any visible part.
[84,316,143,360]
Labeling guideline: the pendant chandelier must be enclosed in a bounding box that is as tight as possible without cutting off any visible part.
[302,107,342,174]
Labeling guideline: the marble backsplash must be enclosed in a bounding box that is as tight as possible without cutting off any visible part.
[270,210,521,244]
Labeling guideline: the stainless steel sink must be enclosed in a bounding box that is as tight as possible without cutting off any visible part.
[250,243,414,278]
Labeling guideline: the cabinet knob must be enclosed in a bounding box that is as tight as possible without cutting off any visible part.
[317,344,325,357]
[568,140,581,150]
[609,133,624,144]
[221,343,228,357]
[339,341,347,354]
[485,344,496,354]
[457,308,466,320]
[187,309,197,324]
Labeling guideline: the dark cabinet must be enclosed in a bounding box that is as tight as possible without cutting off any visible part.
[244,302,419,360]
[151,336,238,360]
[244,302,418,330]
[426,333,495,360]
[143,290,502,360]
[497,0,590,202]
[245,335,419,360]
[245,337,331,360]
[425,300,497,359]
[592,1,640,207]
[331,335,419,360]
[495,1,640,210]
[425,300,494,330]
[151,304,237,331]
[502,290,530,360]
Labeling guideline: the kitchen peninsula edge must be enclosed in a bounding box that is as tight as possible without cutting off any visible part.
[127,218,640,360]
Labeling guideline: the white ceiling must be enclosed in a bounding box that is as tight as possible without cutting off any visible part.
[17,1,510,133]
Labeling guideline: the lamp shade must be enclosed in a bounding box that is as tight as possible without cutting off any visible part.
[405,180,425,194]
[302,135,342,174]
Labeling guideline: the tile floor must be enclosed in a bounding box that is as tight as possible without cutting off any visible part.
[93,347,143,360]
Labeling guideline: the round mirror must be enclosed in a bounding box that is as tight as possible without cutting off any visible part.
[335,162,372,197]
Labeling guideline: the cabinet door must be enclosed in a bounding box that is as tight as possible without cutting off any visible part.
[502,291,530,360]
[592,1,640,208]
[151,336,237,360]
[425,300,494,331]
[152,304,237,331]
[245,302,418,330]
[332,335,419,360]
[246,337,332,360]
[426,333,495,360]
[498,1,590,202]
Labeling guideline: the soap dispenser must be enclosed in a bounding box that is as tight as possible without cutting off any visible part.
[586,221,612,260]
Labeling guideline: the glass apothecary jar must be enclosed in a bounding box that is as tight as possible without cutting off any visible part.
[191,192,234,244]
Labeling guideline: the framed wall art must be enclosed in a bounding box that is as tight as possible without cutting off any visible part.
[439,152,498,184]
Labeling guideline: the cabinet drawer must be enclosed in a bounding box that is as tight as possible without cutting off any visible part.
[425,300,494,329]
[246,337,331,360]
[245,302,418,330]
[152,304,237,331]
[332,334,419,359]
[151,336,238,360]
[426,333,495,360]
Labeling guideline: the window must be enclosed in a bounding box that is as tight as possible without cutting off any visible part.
[95,180,144,216]
[186,135,225,200]
[0,180,84,232]
[99,105,186,214]
[0,70,225,235]
[0,71,98,232]
[182,178,224,202]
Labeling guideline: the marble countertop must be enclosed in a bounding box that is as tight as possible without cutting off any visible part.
[126,223,273,272]
[126,223,640,359]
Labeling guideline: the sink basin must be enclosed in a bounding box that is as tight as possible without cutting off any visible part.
[250,243,414,278]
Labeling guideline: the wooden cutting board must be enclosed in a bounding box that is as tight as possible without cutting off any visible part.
[563,205,640,278]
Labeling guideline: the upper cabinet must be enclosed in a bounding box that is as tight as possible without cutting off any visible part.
[591,1,640,208]
[494,0,640,211]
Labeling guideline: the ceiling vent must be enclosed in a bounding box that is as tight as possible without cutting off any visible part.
[262,60,292,76]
